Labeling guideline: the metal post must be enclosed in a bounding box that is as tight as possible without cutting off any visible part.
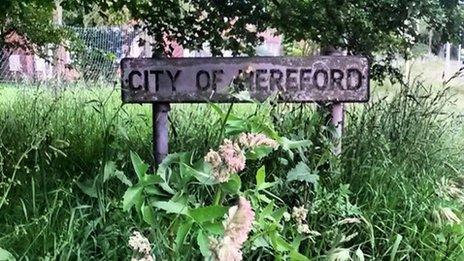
[153,103,170,166]
[320,46,344,156]
[458,44,461,63]
[140,31,170,168]
[428,29,433,57]
[53,0,64,84]
[445,42,451,79]
[330,102,344,156]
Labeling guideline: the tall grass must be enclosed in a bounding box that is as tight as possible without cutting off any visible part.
[0,79,463,259]
[340,80,464,259]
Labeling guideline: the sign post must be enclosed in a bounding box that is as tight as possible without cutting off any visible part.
[153,103,170,165]
[330,102,344,156]
[121,56,369,166]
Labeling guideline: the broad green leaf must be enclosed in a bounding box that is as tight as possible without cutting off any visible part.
[0,248,15,261]
[182,162,218,186]
[142,174,163,186]
[225,118,248,135]
[255,165,276,191]
[197,230,211,257]
[114,170,132,186]
[221,174,241,194]
[130,151,149,180]
[141,202,155,225]
[257,124,280,140]
[157,153,182,181]
[103,161,132,186]
[203,222,224,235]
[259,202,274,222]
[103,161,117,183]
[76,180,97,198]
[286,162,319,184]
[272,207,286,222]
[256,165,265,187]
[122,184,143,212]
[280,137,311,150]
[246,146,274,160]
[175,219,194,251]
[152,201,188,215]
[145,186,168,196]
[252,236,270,250]
[257,182,277,191]
[178,152,193,182]
[157,153,182,194]
[290,250,310,261]
[189,205,228,223]
[271,232,293,252]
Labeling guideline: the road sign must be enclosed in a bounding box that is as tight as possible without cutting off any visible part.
[121,56,369,103]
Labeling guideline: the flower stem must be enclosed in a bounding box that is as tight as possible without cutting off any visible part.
[217,103,234,146]
[213,188,222,205]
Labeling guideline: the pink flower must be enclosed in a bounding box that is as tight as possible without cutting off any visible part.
[223,197,255,246]
[213,236,243,261]
[205,133,275,184]
[205,139,246,183]
[211,197,255,261]
[219,139,246,173]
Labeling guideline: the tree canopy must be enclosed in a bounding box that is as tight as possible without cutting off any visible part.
[2,0,463,79]
[0,0,65,50]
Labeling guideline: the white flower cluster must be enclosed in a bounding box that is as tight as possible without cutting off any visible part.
[237,133,279,149]
[292,206,308,222]
[128,231,154,261]
[286,206,320,236]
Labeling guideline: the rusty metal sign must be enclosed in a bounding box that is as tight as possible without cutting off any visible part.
[121,56,369,103]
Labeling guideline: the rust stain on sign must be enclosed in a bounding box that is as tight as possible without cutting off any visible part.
[121,56,369,103]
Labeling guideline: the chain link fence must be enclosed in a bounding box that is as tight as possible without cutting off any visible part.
[0,26,140,84]
[0,26,283,86]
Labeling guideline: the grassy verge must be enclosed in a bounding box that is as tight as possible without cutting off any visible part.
[0,77,463,259]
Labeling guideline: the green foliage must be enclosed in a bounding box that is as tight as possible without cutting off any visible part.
[286,162,319,184]
[0,0,66,49]
[84,0,271,56]
[116,104,312,258]
[63,3,131,26]
[273,0,463,79]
